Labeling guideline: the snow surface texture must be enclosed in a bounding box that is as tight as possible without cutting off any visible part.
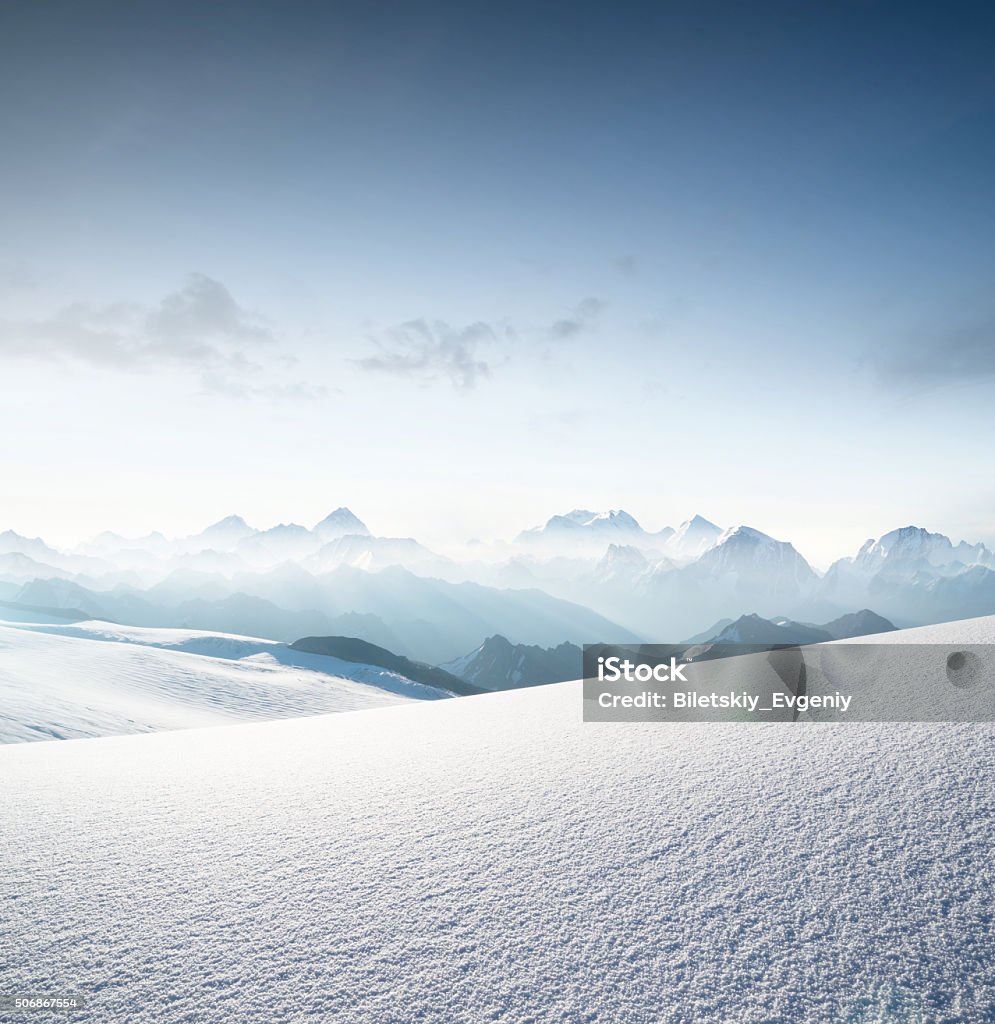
[0,619,447,743]
[1,618,994,1023]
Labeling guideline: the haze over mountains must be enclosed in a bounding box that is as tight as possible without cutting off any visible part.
[2,508,994,661]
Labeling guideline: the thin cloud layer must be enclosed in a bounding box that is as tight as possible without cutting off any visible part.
[0,274,323,399]
[145,273,274,352]
[0,274,272,371]
[549,297,606,340]
[359,318,494,389]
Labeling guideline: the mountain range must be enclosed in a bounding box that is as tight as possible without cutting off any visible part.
[697,609,896,646]
[441,609,896,691]
[1,509,993,659]
[2,565,634,665]
[441,635,583,691]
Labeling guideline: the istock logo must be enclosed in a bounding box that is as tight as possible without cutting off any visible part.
[597,656,689,683]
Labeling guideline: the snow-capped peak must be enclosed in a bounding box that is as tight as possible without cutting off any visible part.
[714,525,774,547]
[198,515,255,541]
[0,530,66,560]
[693,525,818,589]
[557,509,599,526]
[664,514,722,560]
[313,508,370,539]
[538,509,642,533]
[587,510,641,531]
[853,525,992,572]
[858,526,948,566]
[206,514,251,531]
[515,509,646,549]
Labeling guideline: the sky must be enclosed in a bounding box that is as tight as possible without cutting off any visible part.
[2,0,995,566]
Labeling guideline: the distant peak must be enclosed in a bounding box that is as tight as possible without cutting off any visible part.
[482,634,513,650]
[211,515,249,529]
[544,509,597,527]
[878,525,946,544]
[313,507,370,537]
[593,509,640,527]
[317,506,361,522]
[717,525,759,543]
[540,509,641,531]
[671,515,722,538]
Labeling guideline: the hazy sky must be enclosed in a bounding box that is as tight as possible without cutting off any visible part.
[2,0,994,565]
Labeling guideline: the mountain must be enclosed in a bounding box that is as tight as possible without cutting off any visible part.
[855,526,993,572]
[86,529,172,552]
[236,523,317,564]
[290,635,484,696]
[442,635,582,690]
[821,526,995,626]
[706,613,833,646]
[694,526,818,589]
[515,509,668,556]
[297,566,637,662]
[4,616,993,1023]
[192,515,257,550]
[14,578,109,617]
[514,510,719,566]
[663,514,723,561]
[0,530,110,575]
[600,526,825,640]
[591,543,656,583]
[6,512,995,660]
[689,526,818,598]
[820,608,897,639]
[312,508,370,540]
[672,526,819,620]
[487,521,820,641]
[9,565,635,665]
[0,552,75,583]
[695,609,897,646]
[0,530,68,564]
[307,534,446,574]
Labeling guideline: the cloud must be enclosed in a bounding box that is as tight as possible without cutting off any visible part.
[358,318,494,389]
[0,274,321,399]
[549,297,606,340]
[877,317,995,389]
[0,273,273,371]
[145,273,273,352]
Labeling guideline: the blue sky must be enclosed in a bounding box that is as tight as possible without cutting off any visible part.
[2,0,994,564]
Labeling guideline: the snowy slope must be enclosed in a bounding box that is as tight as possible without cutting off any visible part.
[0,619,449,743]
[1,617,993,1022]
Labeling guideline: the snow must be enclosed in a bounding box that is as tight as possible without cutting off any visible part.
[439,639,482,681]
[1,618,993,1021]
[664,514,723,560]
[0,619,448,744]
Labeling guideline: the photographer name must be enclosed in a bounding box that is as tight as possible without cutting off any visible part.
[596,690,853,714]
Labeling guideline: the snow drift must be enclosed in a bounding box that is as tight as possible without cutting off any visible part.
[0,619,449,743]
[1,617,993,1022]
